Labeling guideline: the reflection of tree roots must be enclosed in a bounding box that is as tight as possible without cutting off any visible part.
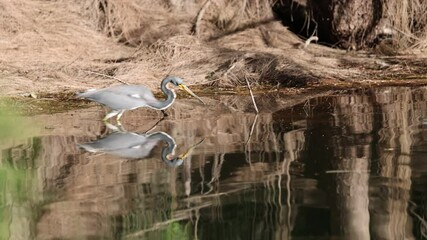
[192,208,200,240]
[200,153,225,195]
[408,200,427,238]
[203,181,214,195]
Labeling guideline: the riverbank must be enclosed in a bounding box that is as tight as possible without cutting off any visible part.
[1,0,427,98]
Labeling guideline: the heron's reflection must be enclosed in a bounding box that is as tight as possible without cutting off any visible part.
[78,123,204,167]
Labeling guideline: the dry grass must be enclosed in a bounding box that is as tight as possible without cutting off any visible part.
[84,0,195,46]
[0,0,135,94]
[384,0,427,49]
[1,0,426,96]
[83,0,363,86]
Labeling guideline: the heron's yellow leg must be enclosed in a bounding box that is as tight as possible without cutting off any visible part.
[116,110,125,125]
[103,110,119,122]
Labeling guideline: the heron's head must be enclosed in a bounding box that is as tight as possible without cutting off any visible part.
[163,76,204,104]
[163,138,204,168]
[168,76,184,86]
[164,158,184,167]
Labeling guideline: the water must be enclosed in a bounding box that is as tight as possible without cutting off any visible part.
[1,86,427,239]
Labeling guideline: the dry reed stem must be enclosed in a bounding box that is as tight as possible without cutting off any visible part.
[245,76,259,113]
[383,0,427,49]
[192,0,212,37]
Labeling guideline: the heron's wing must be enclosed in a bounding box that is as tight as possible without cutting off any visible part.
[109,139,159,158]
[78,132,147,152]
[77,85,160,110]
[116,85,159,105]
[78,132,162,159]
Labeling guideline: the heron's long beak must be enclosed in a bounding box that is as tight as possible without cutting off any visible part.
[178,138,205,159]
[179,84,205,104]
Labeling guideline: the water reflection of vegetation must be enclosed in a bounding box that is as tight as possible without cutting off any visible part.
[0,105,41,239]
[1,87,427,239]
[110,193,194,239]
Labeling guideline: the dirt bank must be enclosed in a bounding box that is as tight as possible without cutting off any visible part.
[1,0,427,97]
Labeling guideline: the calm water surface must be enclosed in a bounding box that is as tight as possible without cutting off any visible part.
[1,87,427,239]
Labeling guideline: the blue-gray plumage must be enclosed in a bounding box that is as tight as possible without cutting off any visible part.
[77,76,204,122]
[78,131,204,167]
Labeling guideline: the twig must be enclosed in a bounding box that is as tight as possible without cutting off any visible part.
[164,67,175,79]
[303,36,319,49]
[192,0,211,37]
[223,60,238,78]
[83,70,129,85]
[245,76,258,113]
[57,54,82,71]
[392,27,421,41]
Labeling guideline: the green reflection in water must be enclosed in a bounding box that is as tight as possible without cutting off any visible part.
[0,104,40,240]
[162,222,191,240]
[117,196,193,239]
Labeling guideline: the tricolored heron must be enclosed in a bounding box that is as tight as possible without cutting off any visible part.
[78,130,204,167]
[77,76,204,123]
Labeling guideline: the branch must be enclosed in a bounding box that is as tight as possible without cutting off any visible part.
[83,70,129,85]
[303,36,319,49]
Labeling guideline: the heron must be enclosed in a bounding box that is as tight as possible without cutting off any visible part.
[77,76,204,123]
[78,129,204,167]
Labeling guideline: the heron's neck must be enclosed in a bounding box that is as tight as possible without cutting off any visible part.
[148,132,176,158]
[160,139,176,161]
[149,132,183,167]
[150,80,176,110]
